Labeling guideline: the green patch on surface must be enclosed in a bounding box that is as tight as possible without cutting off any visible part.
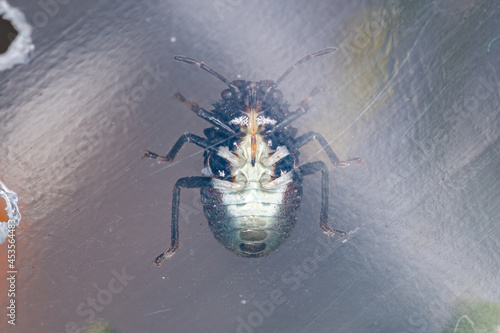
[83,320,115,333]
[442,300,500,333]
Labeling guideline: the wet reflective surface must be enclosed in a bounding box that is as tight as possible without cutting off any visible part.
[1,0,499,332]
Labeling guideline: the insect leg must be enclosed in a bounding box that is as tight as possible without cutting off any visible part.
[154,176,213,266]
[297,86,323,110]
[263,87,322,135]
[298,161,346,239]
[263,108,306,134]
[174,92,235,134]
[294,131,363,167]
[144,133,211,162]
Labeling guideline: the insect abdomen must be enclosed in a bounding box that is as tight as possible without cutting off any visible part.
[201,182,302,257]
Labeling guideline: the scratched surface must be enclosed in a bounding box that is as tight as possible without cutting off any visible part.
[1,0,499,332]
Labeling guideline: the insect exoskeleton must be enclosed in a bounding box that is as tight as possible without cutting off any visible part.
[144,47,362,266]
[201,102,302,257]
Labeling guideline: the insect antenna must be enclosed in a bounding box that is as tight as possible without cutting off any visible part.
[174,56,240,94]
[275,47,338,86]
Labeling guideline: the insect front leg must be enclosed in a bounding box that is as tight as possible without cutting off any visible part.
[298,161,347,239]
[154,176,213,266]
[174,92,235,133]
[263,87,322,135]
[297,86,324,110]
[295,131,362,167]
[144,133,210,163]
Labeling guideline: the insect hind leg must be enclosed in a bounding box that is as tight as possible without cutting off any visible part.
[154,176,212,266]
[298,161,347,239]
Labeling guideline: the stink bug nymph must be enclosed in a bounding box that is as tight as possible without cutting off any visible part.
[145,47,362,266]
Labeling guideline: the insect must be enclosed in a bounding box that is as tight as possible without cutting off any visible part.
[145,47,362,266]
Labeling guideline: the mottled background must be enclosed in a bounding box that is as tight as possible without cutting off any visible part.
[1,0,499,332]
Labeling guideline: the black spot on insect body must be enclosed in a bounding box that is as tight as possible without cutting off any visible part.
[274,154,294,178]
[207,153,232,180]
[203,127,226,141]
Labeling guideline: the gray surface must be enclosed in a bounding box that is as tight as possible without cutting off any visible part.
[1,0,500,332]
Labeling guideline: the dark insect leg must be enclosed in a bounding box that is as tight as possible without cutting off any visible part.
[298,86,323,110]
[298,161,347,239]
[154,176,213,266]
[144,133,211,163]
[264,107,306,134]
[263,87,323,135]
[295,131,363,167]
[174,92,235,134]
